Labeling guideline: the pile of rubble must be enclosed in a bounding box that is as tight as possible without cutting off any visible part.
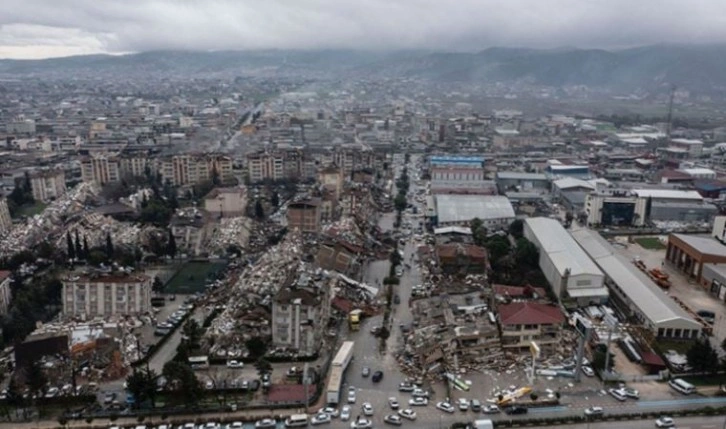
[206,216,251,253]
[54,212,144,250]
[0,183,100,257]
[204,231,305,357]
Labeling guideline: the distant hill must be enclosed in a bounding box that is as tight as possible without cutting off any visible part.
[3,45,726,93]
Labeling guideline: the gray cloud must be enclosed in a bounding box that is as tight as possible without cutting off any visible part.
[1,0,726,58]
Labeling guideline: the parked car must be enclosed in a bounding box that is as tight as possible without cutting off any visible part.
[253,419,276,429]
[584,406,604,416]
[470,399,482,412]
[436,401,455,413]
[412,388,429,398]
[398,382,414,392]
[317,407,339,418]
[350,417,373,429]
[361,367,370,377]
[388,397,399,409]
[504,406,528,415]
[383,414,402,426]
[340,405,351,421]
[372,371,383,383]
[362,402,374,416]
[311,413,331,425]
[226,360,243,369]
[347,386,357,404]
[655,417,675,428]
[623,387,640,399]
[409,397,428,406]
[457,398,469,411]
[608,388,627,402]
[398,409,417,420]
[581,366,595,377]
[482,404,500,414]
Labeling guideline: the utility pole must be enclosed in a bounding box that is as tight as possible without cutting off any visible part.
[602,326,614,387]
[303,362,310,414]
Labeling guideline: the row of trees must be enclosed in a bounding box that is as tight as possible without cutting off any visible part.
[6,173,35,217]
[393,164,410,227]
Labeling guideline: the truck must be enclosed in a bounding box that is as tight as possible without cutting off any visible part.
[326,341,355,404]
[349,310,362,331]
[473,419,494,429]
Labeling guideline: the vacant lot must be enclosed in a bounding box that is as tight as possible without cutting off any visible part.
[634,236,666,250]
[164,261,226,294]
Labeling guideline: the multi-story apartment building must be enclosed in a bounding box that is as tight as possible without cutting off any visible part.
[271,274,331,356]
[0,198,12,233]
[0,270,12,316]
[119,155,154,179]
[498,302,565,354]
[80,155,121,185]
[287,198,321,233]
[247,151,285,183]
[29,169,67,202]
[61,273,151,318]
[160,154,233,187]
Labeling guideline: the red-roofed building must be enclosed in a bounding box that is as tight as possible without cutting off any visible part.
[436,244,489,275]
[493,284,547,301]
[498,302,565,353]
[0,270,11,316]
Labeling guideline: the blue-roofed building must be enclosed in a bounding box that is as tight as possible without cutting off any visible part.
[429,155,485,168]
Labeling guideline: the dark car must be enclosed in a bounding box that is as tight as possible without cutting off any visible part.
[505,406,528,415]
[372,371,384,383]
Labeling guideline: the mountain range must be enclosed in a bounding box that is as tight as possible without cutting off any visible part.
[2,45,726,94]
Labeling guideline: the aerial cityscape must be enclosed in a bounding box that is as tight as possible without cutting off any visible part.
[1,2,726,429]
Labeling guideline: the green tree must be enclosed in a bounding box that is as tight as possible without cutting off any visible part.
[394,193,407,213]
[66,231,75,260]
[687,338,719,373]
[126,368,159,409]
[245,337,268,359]
[271,192,280,208]
[254,357,272,379]
[152,276,164,294]
[162,361,201,407]
[254,199,264,220]
[469,218,487,246]
[82,236,90,260]
[211,166,221,186]
[515,238,539,267]
[24,360,47,398]
[182,319,203,350]
[74,230,82,259]
[485,235,511,264]
[105,232,114,260]
[166,229,177,258]
[509,219,524,238]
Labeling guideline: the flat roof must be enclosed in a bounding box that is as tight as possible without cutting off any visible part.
[434,226,472,235]
[571,229,700,328]
[524,218,604,278]
[632,189,703,201]
[671,138,704,145]
[671,234,726,257]
[435,195,515,224]
[553,177,596,190]
[496,171,548,181]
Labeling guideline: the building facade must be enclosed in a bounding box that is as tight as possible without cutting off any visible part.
[287,198,322,233]
[203,187,247,217]
[61,273,152,318]
[30,169,67,202]
[160,154,233,187]
[0,198,12,233]
[0,271,12,316]
[271,276,331,356]
[498,302,565,354]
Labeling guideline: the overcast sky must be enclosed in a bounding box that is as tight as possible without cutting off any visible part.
[1,0,726,59]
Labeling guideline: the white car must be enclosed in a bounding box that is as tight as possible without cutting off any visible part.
[608,388,627,402]
[398,408,417,420]
[412,388,429,398]
[44,387,59,398]
[384,414,402,426]
[409,397,428,406]
[350,417,373,429]
[655,417,675,428]
[388,397,399,409]
[347,386,357,404]
[199,423,220,429]
[482,404,500,414]
[318,407,339,418]
[362,402,374,416]
[436,401,455,413]
[623,387,640,399]
[457,398,469,411]
[311,413,331,425]
[340,405,351,421]
[226,360,244,369]
[584,406,604,416]
[581,366,595,377]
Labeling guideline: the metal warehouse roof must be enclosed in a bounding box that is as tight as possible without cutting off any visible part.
[632,189,703,201]
[671,234,726,257]
[571,229,700,329]
[524,217,603,278]
[496,171,548,181]
[435,195,515,224]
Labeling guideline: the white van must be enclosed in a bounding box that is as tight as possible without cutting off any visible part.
[284,414,309,427]
[669,378,696,395]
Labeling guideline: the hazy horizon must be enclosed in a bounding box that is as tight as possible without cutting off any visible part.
[2,0,726,60]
